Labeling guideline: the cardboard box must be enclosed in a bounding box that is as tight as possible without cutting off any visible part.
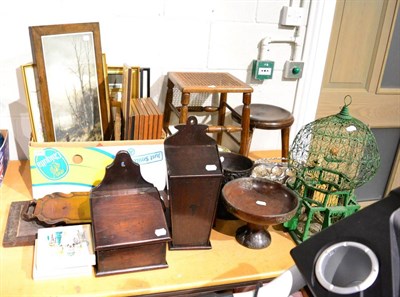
[0,130,9,187]
[29,139,166,199]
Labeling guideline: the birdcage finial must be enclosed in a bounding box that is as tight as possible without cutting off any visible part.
[337,95,353,119]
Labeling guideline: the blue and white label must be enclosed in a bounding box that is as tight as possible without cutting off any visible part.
[35,148,69,180]
[131,151,163,165]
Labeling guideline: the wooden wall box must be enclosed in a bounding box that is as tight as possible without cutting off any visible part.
[164,117,223,250]
[90,151,170,276]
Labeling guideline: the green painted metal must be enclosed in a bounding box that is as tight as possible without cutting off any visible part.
[284,97,380,243]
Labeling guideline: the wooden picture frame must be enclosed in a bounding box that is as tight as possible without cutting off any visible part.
[29,22,110,142]
[101,54,111,126]
[107,66,124,101]
[21,63,44,142]
[121,65,140,140]
[140,68,151,98]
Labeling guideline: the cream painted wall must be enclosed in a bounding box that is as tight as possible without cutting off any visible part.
[0,0,327,160]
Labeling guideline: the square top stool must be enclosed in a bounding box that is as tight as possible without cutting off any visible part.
[162,72,253,156]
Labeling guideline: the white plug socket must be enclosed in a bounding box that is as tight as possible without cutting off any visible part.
[280,6,305,26]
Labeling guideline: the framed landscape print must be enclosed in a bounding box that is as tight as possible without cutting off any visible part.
[29,22,110,142]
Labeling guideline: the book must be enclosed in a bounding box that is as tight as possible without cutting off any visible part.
[33,224,95,280]
[133,98,148,140]
[33,239,93,280]
[143,98,157,139]
[141,98,155,139]
[129,98,140,140]
[146,97,164,139]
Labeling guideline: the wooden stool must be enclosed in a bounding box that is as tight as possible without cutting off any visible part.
[230,104,294,158]
[163,72,253,156]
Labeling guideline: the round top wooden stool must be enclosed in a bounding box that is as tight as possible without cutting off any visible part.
[231,104,294,158]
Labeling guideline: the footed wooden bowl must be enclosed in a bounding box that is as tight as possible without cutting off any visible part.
[222,177,299,249]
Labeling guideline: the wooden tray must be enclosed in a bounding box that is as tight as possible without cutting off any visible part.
[22,192,91,225]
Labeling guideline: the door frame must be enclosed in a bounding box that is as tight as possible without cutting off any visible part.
[291,0,337,140]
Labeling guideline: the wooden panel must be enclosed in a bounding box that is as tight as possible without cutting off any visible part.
[318,90,400,127]
[318,0,400,196]
[317,0,400,128]
[323,0,385,89]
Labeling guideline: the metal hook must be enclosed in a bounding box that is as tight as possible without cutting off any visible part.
[344,95,352,107]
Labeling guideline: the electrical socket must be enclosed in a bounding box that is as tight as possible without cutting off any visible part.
[280,6,305,26]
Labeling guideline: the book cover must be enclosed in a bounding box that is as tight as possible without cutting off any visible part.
[133,99,148,140]
[146,98,164,139]
[35,224,95,270]
[142,98,155,139]
[129,98,140,140]
[33,239,93,280]
[143,98,158,139]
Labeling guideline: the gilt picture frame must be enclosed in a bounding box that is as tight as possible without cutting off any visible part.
[21,63,44,142]
[29,22,109,142]
[121,65,140,140]
[107,66,124,101]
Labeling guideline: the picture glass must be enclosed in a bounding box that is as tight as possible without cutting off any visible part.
[42,32,103,141]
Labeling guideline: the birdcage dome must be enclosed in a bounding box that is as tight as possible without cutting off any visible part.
[289,98,380,190]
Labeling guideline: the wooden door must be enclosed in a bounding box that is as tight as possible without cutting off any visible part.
[317,0,400,197]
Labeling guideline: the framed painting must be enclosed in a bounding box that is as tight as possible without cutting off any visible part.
[29,22,110,142]
[21,63,44,142]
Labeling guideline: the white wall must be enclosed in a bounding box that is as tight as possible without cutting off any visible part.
[0,0,319,160]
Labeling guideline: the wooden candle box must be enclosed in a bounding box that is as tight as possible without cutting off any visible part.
[90,151,170,276]
[164,117,223,250]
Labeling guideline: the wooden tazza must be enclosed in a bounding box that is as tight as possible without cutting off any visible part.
[222,177,299,249]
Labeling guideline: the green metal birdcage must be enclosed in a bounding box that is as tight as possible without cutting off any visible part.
[284,96,380,243]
